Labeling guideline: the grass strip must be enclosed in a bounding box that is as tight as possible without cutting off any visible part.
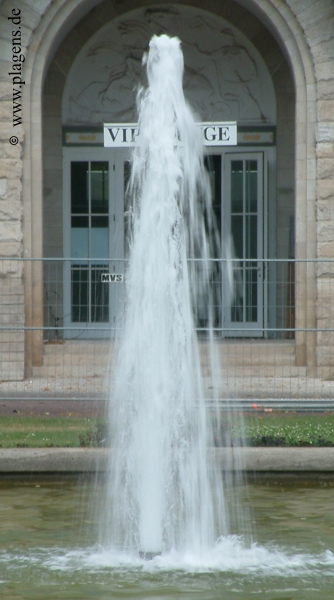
[0,416,97,448]
[1,414,334,448]
[231,414,334,447]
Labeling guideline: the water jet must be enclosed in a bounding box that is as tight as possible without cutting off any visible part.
[101,33,228,556]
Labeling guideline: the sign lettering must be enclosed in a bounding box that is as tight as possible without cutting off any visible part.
[101,273,124,283]
[104,122,237,147]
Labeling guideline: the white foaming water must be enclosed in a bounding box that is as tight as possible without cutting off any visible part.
[5,540,334,576]
[3,541,334,600]
[101,34,227,555]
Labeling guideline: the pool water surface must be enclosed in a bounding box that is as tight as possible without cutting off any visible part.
[0,477,334,599]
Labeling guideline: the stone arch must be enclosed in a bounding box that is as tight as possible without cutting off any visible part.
[20,0,317,370]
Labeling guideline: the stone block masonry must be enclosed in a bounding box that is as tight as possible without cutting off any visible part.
[312,5,334,376]
[0,276,24,380]
[0,1,42,381]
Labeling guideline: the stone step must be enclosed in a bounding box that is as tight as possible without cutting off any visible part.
[199,341,296,367]
[34,364,306,381]
[33,366,109,377]
[40,341,115,367]
[218,366,307,378]
[42,341,111,356]
[202,367,307,380]
[39,340,297,372]
[38,357,111,368]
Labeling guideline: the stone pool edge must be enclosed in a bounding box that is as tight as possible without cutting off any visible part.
[0,448,334,473]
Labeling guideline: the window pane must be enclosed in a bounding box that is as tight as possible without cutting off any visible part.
[231,267,243,322]
[245,160,257,213]
[205,155,222,232]
[245,215,257,259]
[71,162,88,214]
[91,267,109,322]
[231,215,243,259]
[245,264,257,322]
[71,216,89,227]
[91,216,109,259]
[91,216,108,227]
[91,162,108,214]
[231,161,243,213]
[71,216,88,259]
[71,267,88,322]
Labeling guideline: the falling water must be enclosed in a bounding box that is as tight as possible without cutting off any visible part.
[102,34,229,556]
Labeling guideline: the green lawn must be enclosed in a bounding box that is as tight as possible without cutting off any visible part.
[0,416,98,448]
[1,413,334,448]
[231,413,334,447]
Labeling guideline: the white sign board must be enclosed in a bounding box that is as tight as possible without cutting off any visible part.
[104,122,237,147]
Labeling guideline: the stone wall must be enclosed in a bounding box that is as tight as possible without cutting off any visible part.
[0,0,53,379]
[286,0,334,376]
[0,151,25,380]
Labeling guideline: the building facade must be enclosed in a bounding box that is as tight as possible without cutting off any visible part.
[0,0,334,382]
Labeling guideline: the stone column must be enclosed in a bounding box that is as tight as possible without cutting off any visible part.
[0,0,54,380]
[291,0,334,376]
[313,11,334,378]
[316,124,334,378]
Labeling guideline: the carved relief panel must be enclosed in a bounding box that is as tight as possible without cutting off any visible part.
[62,6,276,125]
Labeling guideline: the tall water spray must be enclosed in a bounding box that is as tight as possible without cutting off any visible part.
[103,35,227,556]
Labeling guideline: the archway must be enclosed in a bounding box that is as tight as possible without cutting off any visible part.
[22,0,316,370]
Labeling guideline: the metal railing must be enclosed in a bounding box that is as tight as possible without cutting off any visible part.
[0,257,333,407]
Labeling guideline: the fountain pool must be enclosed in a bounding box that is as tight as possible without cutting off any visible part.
[0,478,334,599]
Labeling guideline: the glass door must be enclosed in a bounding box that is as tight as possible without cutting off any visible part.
[223,153,264,336]
[63,148,126,338]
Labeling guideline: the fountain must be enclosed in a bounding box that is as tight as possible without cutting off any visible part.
[1,33,334,600]
[101,34,228,556]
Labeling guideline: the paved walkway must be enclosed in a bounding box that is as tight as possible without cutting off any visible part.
[0,398,106,418]
[2,340,334,411]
